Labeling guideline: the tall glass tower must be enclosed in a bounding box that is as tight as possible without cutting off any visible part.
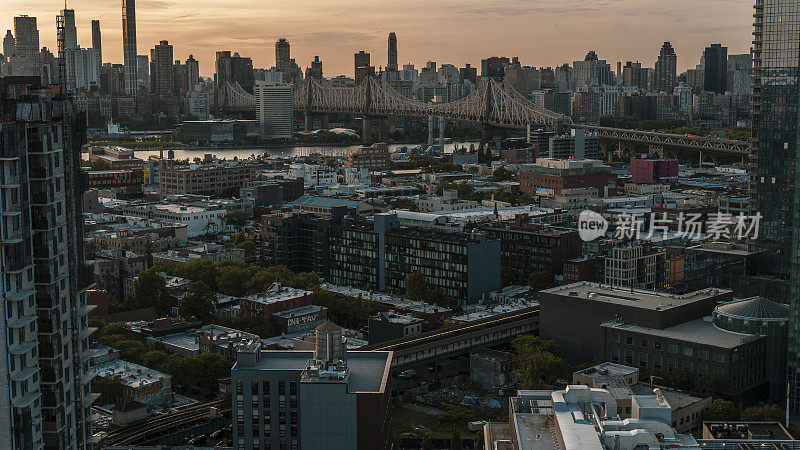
[122,0,138,96]
[750,0,800,411]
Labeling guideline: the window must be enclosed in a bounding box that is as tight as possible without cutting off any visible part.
[667,344,679,354]
[713,352,725,363]
[612,334,621,344]
[625,336,633,345]
[625,350,634,365]
[639,352,648,367]
[699,348,709,359]
[682,361,693,373]
[611,347,620,363]
[682,347,694,357]
[654,341,662,351]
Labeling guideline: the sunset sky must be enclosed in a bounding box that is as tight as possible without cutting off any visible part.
[1,0,753,78]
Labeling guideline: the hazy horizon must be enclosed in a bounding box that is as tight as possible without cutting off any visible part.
[1,0,753,78]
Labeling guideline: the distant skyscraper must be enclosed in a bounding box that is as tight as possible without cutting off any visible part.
[57,9,79,90]
[459,63,477,85]
[653,41,677,93]
[122,0,138,96]
[354,50,371,84]
[3,30,14,58]
[14,16,39,60]
[185,54,199,90]
[387,32,398,72]
[308,56,323,79]
[276,38,290,75]
[136,54,149,90]
[153,40,174,96]
[58,9,77,50]
[702,43,727,94]
[482,56,510,81]
[750,0,800,412]
[255,81,294,138]
[91,19,101,63]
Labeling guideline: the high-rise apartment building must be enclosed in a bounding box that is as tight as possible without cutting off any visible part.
[59,9,77,51]
[354,50,371,85]
[91,20,101,63]
[275,38,290,74]
[387,32,398,72]
[57,9,80,91]
[121,0,138,96]
[749,0,800,412]
[152,40,174,96]
[136,54,149,90]
[653,41,677,93]
[185,54,199,90]
[214,51,254,93]
[255,81,294,139]
[231,322,393,450]
[3,30,15,59]
[0,77,97,449]
[702,43,727,94]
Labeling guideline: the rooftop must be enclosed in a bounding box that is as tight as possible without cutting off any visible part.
[234,350,391,392]
[240,284,311,306]
[714,297,789,321]
[541,282,730,311]
[292,195,364,209]
[604,318,761,349]
[91,359,171,389]
[703,422,794,441]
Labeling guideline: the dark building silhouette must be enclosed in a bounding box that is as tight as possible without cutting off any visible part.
[354,50,372,84]
[152,40,173,96]
[482,56,510,81]
[387,32,398,72]
[307,56,323,79]
[702,44,727,94]
[91,19,101,63]
[460,63,477,84]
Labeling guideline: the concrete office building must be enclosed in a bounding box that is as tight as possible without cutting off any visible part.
[354,50,371,84]
[0,78,98,448]
[254,81,293,139]
[539,282,732,364]
[231,322,392,450]
[122,0,138,96]
[185,54,199,90]
[712,297,789,401]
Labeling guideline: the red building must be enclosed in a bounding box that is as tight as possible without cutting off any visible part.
[563,257,597,284]
[345,143,391,171]
[630,153,679,184]
[238,284,313,323]
[519,159,617,197]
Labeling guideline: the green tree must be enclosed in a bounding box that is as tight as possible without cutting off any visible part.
[131,268,172,314]
[216,264,253,297]
[741,405,784,422]
[528,271,556,291]
[512,335,572,389]
[95,377,125,405]
[450,427,463,450]
[405,271,430,302]
[179,281,218,323]
[421,433,434,450]
[701,399,740,422]
[492,166,515,181]
[223,211,250,233]
[235,238,258,257]
[390,198,420,211]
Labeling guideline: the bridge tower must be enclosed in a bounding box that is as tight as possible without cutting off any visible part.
[361,76,390,144]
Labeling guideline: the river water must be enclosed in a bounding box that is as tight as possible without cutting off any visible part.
[130,142,472,161]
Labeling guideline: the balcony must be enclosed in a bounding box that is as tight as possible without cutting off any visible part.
[28,167,51,180]
[10,365,38,382]
[8,339,38,355]
[6,313,37,330]
[10,392,39,409]
[82,392,101,407]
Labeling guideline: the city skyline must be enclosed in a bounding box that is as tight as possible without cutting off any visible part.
[1,0,752,77]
